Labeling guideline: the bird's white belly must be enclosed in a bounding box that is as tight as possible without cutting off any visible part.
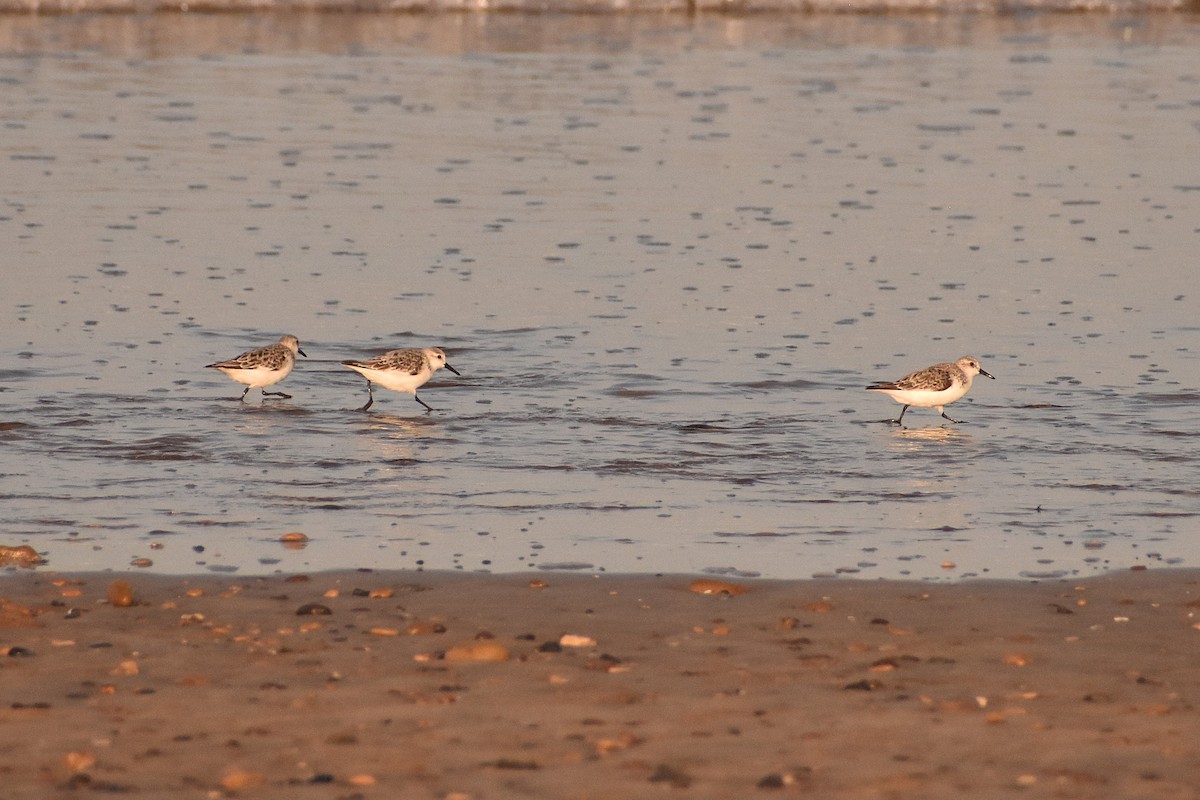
[354,367,427,394]
[218,365,286,389]
[873,384,968,408]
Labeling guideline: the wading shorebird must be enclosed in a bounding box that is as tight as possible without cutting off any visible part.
[867,356,994,425]
[342,347,460,412]
[206,335,307,401]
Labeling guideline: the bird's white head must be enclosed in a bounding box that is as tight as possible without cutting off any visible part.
[426,347,461,376]
[279,335,306,358]
[956,356,994,380]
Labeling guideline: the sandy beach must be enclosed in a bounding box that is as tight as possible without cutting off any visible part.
[2,566,1198,798]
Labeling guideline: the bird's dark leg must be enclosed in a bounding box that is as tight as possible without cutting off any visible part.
[414,394,435,413]
[239,385,251,402]
[940,410,963,424]
[356,381,375,412]
[890,405,910,426]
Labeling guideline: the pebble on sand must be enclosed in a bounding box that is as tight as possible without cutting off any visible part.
[442,642,510,663]
[295,603,332,616]
[107,580,135,608]
[220,768,265,791]
[688,579,748,596]
[558,634,597,648]
[368,627,400,636]
[0,599,37,627]
[279,532,309,551]
[63,751,96,773]
[0,545,44,567]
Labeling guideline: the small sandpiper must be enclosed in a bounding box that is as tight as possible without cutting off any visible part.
[342,347,460,412]
[867,356,994,425]
[206,335,306,401]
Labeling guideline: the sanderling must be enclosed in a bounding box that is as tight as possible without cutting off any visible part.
[866,356,994,425]
[205,334,307,401]
[342,347,460,412]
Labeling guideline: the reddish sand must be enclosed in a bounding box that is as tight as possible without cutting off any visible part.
[2,567,1199,799]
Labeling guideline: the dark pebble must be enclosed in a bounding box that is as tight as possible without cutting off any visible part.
[648,764,692,788]
[488,759,539,770]
[296,603,332,616]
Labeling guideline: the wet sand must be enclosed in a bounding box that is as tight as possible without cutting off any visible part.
[0,0,1191,13]
[3,566,1199,798]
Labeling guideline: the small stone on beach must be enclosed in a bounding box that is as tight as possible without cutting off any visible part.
[107,581,134,608]
[688,579,748,596]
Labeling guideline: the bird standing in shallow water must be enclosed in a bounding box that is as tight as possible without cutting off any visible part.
[206,335,306,401]
[342,347,460,412]
[867,356,994,425]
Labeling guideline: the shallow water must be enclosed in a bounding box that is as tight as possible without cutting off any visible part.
[2,13,1198,580]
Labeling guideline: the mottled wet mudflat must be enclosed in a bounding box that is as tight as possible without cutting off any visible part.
[2,567,1199,799]
[1,13,1199,580]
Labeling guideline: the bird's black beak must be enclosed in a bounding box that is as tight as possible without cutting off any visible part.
[298,349,308,358]
[980,368,995,379]
[445,363,461,376]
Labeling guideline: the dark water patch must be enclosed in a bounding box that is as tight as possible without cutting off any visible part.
[677,422,729,432]
[598,458,723,479]
[1137,392,1200,405]
[309,459,358,469]
[474,502,662,513]
[586,415,673,430]
[52,418,97,428]
[607,387,664,399]
[1122,511,1200,519]
[116,435,207,462]
[741,379,823,390]
[492,463,579,472]
[701,567,762,578]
